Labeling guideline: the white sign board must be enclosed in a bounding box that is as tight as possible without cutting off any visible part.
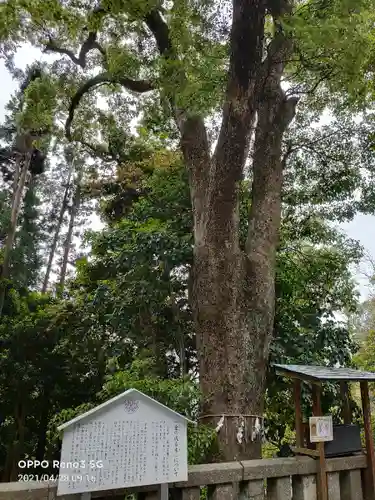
[57,391,189,496]
[309,416,333,443]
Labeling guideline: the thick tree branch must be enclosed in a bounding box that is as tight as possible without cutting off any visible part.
[144,10,173,55]
[93,41,107,58]
[78,140,114,161]
[245,1,297,261]
[205,0,267,247]
[144,8,185,130]
[65,72,154,140]
[215,0,267,144]
[281,140,294,168]
[44,32,102,68]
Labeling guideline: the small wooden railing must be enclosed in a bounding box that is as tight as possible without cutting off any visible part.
[0,454,369,500]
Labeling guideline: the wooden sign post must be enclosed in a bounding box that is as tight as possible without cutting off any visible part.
[311,386,332,500]
[56,389,194,497]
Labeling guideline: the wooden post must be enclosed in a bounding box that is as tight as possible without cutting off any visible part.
[80,493,91,500]
[360,381,375,500]
[159,483,169,500]
[312,385,321,416]
[294,380,304,447]
[312,384,328,500]
[340,381,351,424]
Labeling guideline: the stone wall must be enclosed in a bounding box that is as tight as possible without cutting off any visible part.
[0,455,367,500]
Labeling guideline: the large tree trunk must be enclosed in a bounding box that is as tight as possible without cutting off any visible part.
[42,165,73,293]
[188,11,297,460]
[243,23,297,420]
[0,153,30,316]
[243,87,298,446]
[192,100,297,460]
[182,1,268,460]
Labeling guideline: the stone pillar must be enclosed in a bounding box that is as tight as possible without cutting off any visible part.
[182,487,201,500]
[340,470,363,500]
[267,477,291,500]
[212,484,236,500]
[240,479,264,500]
[292,474,317,500]
[327,472,340,500]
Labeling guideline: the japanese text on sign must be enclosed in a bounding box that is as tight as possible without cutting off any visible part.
[57,400,188,496]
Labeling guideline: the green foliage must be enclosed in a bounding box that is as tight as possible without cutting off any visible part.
[262,426,295,458]
[17,74,56,133]
[1,0,375,152]
[98,364,198,418]
[355,325,375,372]
[350,295,375,346]
[285,0,375,106]
[283,103,375,221]
[265,219,362,445]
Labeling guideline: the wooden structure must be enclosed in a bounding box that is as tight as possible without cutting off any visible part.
[274,364,375,500]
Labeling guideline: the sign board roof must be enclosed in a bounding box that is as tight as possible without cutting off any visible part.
[58,388,195,431]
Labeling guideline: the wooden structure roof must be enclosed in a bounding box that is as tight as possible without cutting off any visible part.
[273,364,375,382]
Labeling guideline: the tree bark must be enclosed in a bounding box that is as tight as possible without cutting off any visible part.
[0,153,31,316]
[244,83,298,446]
[186,1,266,461]
[10,155,21,208]
[189,7,297,460]
[58,168,82,294]
[42,164,73,293]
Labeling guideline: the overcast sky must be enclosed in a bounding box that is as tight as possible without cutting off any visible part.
[1,46,375,302]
